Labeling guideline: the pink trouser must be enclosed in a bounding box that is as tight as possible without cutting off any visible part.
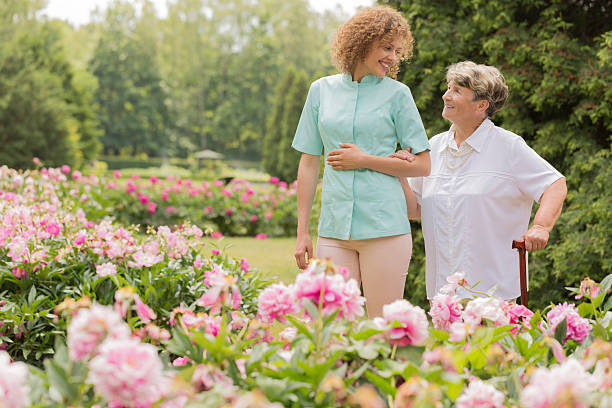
[316,234,412,318]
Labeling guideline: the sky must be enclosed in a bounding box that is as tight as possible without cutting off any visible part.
[42,0,374,26]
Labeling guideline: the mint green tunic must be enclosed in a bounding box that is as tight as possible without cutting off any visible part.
[292,73,430,240]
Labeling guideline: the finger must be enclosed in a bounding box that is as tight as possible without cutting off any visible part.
[328,150,341,156]
[339,143,355,148]
[295,252,305,269]
[405,147,412,153]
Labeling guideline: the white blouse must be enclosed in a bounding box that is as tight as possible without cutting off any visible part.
[409,119,563,300]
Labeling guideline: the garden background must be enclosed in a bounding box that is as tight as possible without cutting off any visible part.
[0,1,611,406]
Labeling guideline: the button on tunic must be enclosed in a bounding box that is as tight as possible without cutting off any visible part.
[409,119,564,300]
[292,74,430,240]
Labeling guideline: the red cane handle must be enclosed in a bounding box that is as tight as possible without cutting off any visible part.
[512,240,528,307]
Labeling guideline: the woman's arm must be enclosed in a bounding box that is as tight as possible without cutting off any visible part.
[294,153,320,269]
[522,177,567,251]
[326,143,430,177]
[398,177,421,219]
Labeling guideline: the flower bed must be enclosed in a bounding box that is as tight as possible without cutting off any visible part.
[1,163,611,407]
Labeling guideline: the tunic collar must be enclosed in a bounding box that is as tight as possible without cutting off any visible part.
[445,118,493,153]
[341,73,384,87]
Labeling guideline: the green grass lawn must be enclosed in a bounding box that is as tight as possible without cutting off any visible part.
[204,236,299,283]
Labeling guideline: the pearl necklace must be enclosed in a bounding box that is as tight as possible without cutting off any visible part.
[444,144,474,170]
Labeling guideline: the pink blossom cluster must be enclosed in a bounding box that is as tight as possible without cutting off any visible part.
[88,338,167,407]
[375,299,429,346]
[545,302,592,343]
[520,358,598,408]
[463,297,510,328]
[429,293,463,330]
[257,283,298,323]
[197,269,242,315]
[67,304,131,361]
[456,380,505,408]
[0,351,30,408]
[256,260,365,323]
[293,261,365,320]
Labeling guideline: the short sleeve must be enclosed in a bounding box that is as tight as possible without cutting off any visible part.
[394,88,430,154]
[407,176,423,205]
[511,138,564,203]
[291,81,323,156]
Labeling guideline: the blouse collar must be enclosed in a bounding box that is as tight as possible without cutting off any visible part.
[446,118,493,153]
[342,73,384,87]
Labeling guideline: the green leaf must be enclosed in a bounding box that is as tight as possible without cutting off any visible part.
[44,359,79,402]
[352,327,384,341]
[364,370,396,397]
[554,318,568,343]
[429,328,450,342]
[285,315,314,342]
[28,285,37,305]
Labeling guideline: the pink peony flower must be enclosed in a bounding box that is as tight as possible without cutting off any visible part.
[11,267,27,279]
[575,277,600,300]
[197,274,242,315]
[250,215,258,222]
[0,351,30,408]
[376,299,428,346]
[73,230,87,246]
[240,257,250,273]
[210,231,223,239]
[294,267,365,320]
[505,303,534,335]
[96,262,117,277]
[456,380,505,408]
[134,295,157,323]
[257,283,298,323]
[32,157,41,165]
[72,170,82,180]
[130,250,164,268]
[429,293,463,330]
[172,357,192,367]
[520,358,598,408]
[254,233,267,240]
[440,272,467,295]
[463,297,509,327]
[212,249,220,255]
[192,364,235,392]
[545,303,592,343]
[113,170,121,178]
[265,212,273,219]
[269,177,280,184]
[67,304,131,361]
[88,338,166,407]
[61,165,70,174]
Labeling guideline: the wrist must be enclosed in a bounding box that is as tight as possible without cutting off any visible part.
[532,223,551,233]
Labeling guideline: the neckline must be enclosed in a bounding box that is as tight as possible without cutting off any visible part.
[341,73,383,87]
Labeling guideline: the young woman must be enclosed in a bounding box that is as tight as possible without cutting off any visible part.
[291,6,430,317]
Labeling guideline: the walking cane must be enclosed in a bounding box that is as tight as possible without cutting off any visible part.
[512,240,528,307]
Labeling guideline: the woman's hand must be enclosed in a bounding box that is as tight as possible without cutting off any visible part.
[522,224,549,251]
[389,147,416,162]
[295,233,313,269]
[327,143,367,170]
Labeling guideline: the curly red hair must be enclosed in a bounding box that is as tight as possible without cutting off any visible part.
[331,6,414,79]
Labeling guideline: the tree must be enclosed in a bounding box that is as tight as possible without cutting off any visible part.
[90,0,170,157]
[262,67,296,179]
[277,69,309,182]
[0,2,101,169]
[379,0,611,309]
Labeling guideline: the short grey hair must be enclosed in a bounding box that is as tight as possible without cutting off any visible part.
[446,61,509,117]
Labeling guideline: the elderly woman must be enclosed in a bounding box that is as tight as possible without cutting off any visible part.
[292,6,431,317]
[396,61,567,301]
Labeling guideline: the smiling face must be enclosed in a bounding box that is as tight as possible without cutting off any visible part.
[442,81,488,125]
[352,37,402,82]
